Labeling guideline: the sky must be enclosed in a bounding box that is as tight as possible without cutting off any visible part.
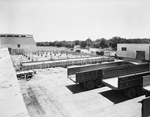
[0,0,150,42]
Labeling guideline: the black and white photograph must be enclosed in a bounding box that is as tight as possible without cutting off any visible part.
[0,0,150,117]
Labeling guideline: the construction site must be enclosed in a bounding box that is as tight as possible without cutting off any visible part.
[1,34,150,117]
[1,41,150,117]
[1,0,150,116]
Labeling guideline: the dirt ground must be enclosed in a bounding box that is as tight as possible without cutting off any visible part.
[18,67,145,117]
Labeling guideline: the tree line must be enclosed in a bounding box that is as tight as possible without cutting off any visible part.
[36,36,150,50]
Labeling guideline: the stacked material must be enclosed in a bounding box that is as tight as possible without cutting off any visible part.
[0,48,29,117]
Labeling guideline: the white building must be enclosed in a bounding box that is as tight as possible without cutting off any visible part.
[0,34,36,48]
[74,45,81,52]
[117,44,150,60]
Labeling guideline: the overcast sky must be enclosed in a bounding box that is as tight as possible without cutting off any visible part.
[0,0,150,42]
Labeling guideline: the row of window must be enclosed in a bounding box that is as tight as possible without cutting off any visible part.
[0,35,26,37]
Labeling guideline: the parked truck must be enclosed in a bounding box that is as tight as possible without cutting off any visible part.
[68,61,134,89]
[67,61,132,77]
[139,96,150,117]
[102,63,150,98]
[68,62,150,98]
[16,70,36,81]
[139,77,150,117]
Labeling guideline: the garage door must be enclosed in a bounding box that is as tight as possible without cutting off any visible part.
[136,51,145,60]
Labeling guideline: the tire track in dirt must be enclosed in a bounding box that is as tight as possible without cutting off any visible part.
[30,85,71,117]
[27,87,45,117]
[19,80,45,117]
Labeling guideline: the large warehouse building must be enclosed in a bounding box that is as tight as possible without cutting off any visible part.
[0,34,36,48]
[117,44,150,61]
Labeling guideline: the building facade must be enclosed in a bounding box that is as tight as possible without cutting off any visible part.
[117,44,150,60]
[0,34,36,48]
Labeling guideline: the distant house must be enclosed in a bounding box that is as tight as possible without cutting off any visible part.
[74,45,81,49]
[75,50,81,53]
[117,44,150,60]
[74,45,81,52]
[0,34,36,49]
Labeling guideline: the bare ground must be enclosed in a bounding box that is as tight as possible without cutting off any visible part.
[18,67,145,117]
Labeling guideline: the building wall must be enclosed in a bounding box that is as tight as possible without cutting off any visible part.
[0,34,36,48]
[117,44,150,60]
[0,44,36,49]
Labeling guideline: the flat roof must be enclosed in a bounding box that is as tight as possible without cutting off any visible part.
[0,34,35,44]
[0,34,33,38]
[118,43,150,45]
[0,48,29,117]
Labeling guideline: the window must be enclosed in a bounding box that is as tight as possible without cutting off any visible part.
[122,47,127,51]
[7,35,13,37]
[14,35,19,37]
[0,35,5,37]
[17,44,20,48]
[21,35,26,37]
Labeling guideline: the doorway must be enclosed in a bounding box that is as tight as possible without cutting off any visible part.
[136,51,145,60]
[17,44,20,48]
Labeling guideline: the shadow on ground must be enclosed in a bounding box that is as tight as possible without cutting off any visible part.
[66,84,105,94]
[99,90,131,104]
[66,84,86,94]
[100,89,148,104]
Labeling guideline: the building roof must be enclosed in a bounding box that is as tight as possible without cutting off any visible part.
[118,43,150,45]
[0,34,35,44]
[74,45,80,48]
[0,34,33,38]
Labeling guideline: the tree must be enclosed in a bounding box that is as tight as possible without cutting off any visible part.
[93,39,101,48]
[80,41,87,48]
[109,36,126,50]
[93,38,108,48]
[86,38,93,47]
[74,40,80,45]
[99,38,108,49]
[36,37,150,50]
